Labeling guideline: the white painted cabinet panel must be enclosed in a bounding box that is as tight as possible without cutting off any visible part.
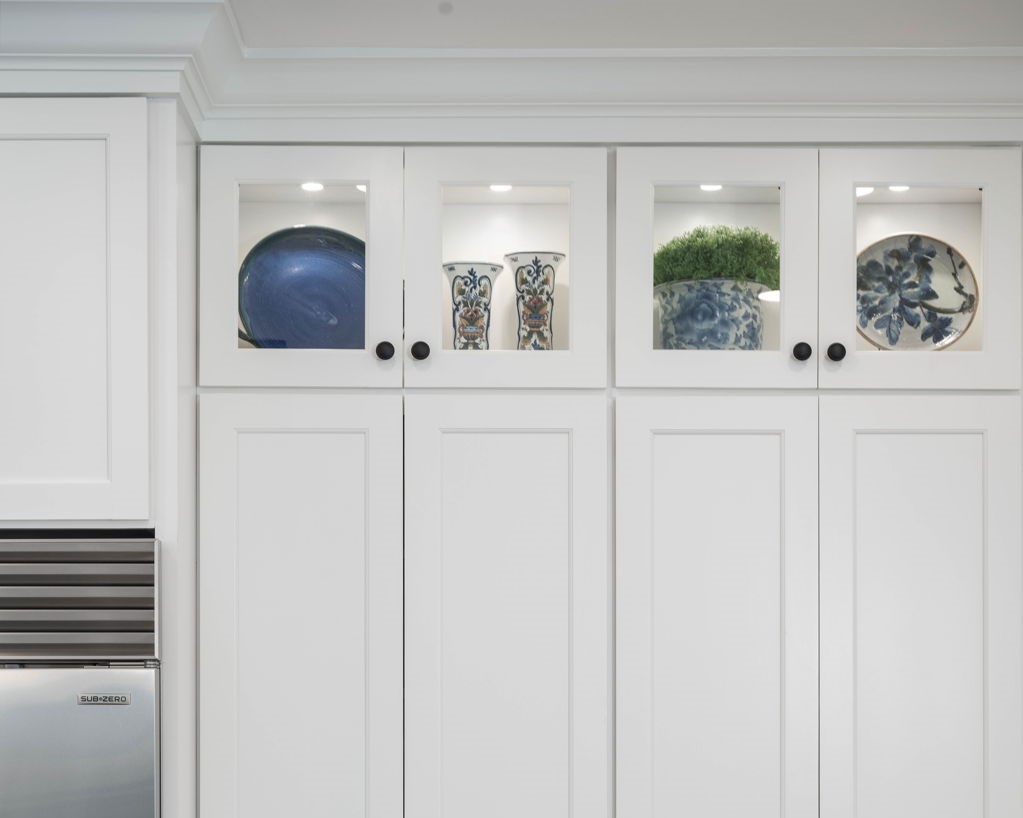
[819,148,1021,390]
[616,395,819,818]
[820,395,1023,818]
[199,394,402,818]
[405,394,610,818]
[199,145,404,387]
[0,98,148,519]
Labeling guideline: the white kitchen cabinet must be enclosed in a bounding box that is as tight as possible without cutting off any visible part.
[200,145,607,388]
[616,395,819,818]
[616,147,820,388]
[0,97,149,519]
[404,147,607,387]
[199,145,405,387]
[199,392,610,818]
[198,393,403,818]
[616,393,1023,818]
[820,394,1022,818]
[616,146,1021,389]
[405,393,610,818]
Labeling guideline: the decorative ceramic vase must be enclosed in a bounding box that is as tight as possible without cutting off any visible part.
[654,278,767,350]
[443,261,503,350]
[505,251,564,350]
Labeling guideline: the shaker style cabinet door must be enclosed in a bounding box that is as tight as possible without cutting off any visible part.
[0,98,149,520]
[820,395,1023,818]
[616,147,819,388]
[818,148,1022,390]
[404,147,608,387]
[199,394,403,818]
[199,145,404,387]
[616,395,819,818]
[405,394,610,818]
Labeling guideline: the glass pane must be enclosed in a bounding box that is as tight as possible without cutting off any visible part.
[440,185,570,351]
[653,185,781,351]
[855,185,982,351]
[237,182,368,350]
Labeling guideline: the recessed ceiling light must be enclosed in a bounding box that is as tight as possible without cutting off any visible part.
[356,184,367,193]
[855,186,875,197]
[301,182,324,192]
[889,185,910,192]
[700,184,723,192]
[490,184,512,192]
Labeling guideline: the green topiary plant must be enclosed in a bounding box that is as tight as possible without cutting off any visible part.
[653,225,780,290]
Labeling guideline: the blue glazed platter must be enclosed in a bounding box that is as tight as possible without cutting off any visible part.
[856,233,977,351]
[238,225,366,349]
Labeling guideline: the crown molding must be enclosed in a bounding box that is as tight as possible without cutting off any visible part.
[1,1,1022,141]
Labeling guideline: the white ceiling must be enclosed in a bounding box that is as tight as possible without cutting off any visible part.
[229,0,1023,50]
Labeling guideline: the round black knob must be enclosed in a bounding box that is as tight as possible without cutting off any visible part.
[792,342,812,362]
[827,342,847,362]
[410,341,431,360]
[375,341,395,360]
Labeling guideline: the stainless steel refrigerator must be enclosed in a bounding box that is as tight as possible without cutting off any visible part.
[0,534,159,818]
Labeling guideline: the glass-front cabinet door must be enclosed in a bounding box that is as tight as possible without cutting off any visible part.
[199,145,404,387]
[819,147,1021,390]
[404,147,607,387]
[616,148,819,388]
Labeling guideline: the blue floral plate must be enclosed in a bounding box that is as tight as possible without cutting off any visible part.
[856,233,977,350]
[238,225,366,349]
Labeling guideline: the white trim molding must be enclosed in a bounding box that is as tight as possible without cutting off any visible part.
[1,1,1022,142]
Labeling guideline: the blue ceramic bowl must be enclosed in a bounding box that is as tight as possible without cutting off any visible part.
[238,225,366,349]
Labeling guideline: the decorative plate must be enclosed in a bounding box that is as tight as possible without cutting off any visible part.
[238,225,366,349]
[856,233,978,350]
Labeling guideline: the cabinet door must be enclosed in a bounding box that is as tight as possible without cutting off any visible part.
[404,148,607,387]
[616,395,819,818]
[199,394,402,818]
[199,145,404,387]
[819,148,1021,389]
[405,394,610,818]
[0,98,148,519]
[820,395,1023,818]
[616,147,819,388]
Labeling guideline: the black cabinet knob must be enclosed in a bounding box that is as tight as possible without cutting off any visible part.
[792,342,813,361]
[827,342,847,362]
[410,341,431,360]
[375,341,395,360]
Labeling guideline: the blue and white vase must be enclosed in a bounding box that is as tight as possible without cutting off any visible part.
[655,278,767,350]
[443,261,503,350]
[505,251,564,351]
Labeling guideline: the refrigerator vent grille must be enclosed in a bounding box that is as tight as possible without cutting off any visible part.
[0,540,156,660]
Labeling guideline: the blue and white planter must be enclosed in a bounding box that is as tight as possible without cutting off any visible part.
[444,261,503,350]
[655,278,767,350]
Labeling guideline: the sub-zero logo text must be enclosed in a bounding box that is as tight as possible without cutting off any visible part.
[77,694,131,705]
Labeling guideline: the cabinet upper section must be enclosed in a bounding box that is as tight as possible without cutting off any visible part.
[200,143,1021,390]
[199,145,608,388]
[616,146,1022,390]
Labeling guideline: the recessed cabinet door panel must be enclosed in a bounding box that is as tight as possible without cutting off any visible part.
[819,148,1021,389]
[820,396,1023,818]
[199,145,404,387]
[0,98,148,519]
[616,396,818,818]
[199,394,402,818]
[405,395,610,818]
[616,147,819,388]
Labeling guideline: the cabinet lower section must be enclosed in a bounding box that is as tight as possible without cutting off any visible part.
[199,392,611,818]
[617,393,1023,818]
[199,391,1021,818]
